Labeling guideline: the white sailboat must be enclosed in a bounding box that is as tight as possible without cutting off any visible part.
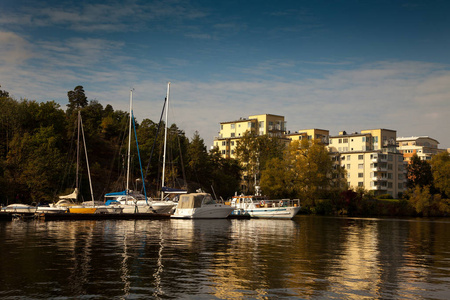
[151,82,184,214]
[104,89,154,214]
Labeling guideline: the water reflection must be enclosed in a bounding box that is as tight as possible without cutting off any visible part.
[0,217,449,299]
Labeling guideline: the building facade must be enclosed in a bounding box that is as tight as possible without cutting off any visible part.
[396,136,444,162]
[214,114,287,159]
[328,129,407,198]
[286,128,329,144]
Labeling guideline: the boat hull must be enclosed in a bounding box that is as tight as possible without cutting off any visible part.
[234,206,301,219]
[172,205,234,219]
[69,207,97,214]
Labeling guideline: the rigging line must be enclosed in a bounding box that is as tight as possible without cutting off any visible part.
[132,111,148,204]
[143,96,167,186]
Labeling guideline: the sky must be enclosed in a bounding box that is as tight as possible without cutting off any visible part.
[1,0,449,149]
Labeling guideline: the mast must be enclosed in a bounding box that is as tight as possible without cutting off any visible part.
[126,89,133,197]
[76,110,81,192]
[161,82,170,201]
[80,116,95,202]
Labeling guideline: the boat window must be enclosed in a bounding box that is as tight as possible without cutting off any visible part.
[202,194,216,205]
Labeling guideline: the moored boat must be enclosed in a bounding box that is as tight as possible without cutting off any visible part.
[171,193,234,219]
[229,193,300,219]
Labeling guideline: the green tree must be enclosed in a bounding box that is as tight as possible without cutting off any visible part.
[5,126,65,203]
[67,86,88,114]
[186,131,211,189]
[430,152,450,197]
[235,132,285,194]
[407,154,433,189]
[209,147,241,199]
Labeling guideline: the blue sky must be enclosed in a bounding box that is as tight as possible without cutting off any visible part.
[1,0,449,148]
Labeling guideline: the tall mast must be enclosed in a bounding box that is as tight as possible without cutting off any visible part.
[161,82,170,201]
[76,110,81,191]
[80,116,95,202]
[126,89,133,196]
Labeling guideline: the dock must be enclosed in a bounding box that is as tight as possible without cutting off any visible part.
[0,211,171,221]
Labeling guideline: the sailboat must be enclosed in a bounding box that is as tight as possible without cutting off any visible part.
[151,82,185,214]
[52,111,122,214]
[104,89,155,214]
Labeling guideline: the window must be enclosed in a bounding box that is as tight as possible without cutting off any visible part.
[358,182,364,187]
[358,164,363,169]
[398,183,403,189]
[231,124,235,129]
[347,164,351,169]
[341,156,345,160]
[388,182,393,188]
[221,150,225,154]
[388,164,393,170]
[343,138,348,143]
[362,137,366,142]
[222,141,226,146]
[358,173,363,178]
[231,141,234,146]
[339,139,342,144]
[231,133,235,137]
[347,155,351,160]
[221,125,223,130]
[358,155,363,160]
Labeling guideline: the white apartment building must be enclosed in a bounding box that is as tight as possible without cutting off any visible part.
[328,129,407,198]
[397,136,444,162]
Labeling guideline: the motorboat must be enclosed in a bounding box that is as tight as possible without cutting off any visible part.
[2,203,36,214]
[229,194,300,219]
[171,193,234,219]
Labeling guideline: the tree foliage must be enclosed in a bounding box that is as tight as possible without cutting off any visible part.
[260,139,340,206]
[430,152,450,197]
[234,131,286,194]
[407,154,433,189]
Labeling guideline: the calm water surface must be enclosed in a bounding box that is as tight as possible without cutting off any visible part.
[1,216,449,299]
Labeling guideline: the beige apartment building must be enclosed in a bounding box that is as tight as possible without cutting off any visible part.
[396,136,444,163]
[286,128,330,144]
[214,114,287,159]
[328,129,407,197]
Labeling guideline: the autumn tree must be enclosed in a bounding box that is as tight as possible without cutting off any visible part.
[260,139,338,206]
[430,152,450,197]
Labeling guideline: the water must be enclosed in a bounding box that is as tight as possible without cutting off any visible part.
[1,216,449,299]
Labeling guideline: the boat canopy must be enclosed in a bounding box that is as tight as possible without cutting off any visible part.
[177,193,214,209]
[162,187,187,194]
[105,190,127,197]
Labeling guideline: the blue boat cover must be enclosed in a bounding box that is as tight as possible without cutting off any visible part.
[105,200,120,206]
[105,190,127,196]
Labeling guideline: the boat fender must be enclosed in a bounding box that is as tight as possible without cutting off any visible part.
[260,200,265,206]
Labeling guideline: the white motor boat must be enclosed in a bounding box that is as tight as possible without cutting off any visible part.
[2,203,36,214]
[229,195,300,219]
[171,193,234,219]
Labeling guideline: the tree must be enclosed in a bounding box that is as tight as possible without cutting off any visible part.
[186,131,211,189]
[430,152,450,197]
[67,86,88,113]
[234,132,285,194]
[260,139,337,206]
[407,154,433,189]
[0,85,9,98]
[5,127,65,203]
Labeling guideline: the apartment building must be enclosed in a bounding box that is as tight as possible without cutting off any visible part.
[286,129,329,144]
[396,136,444,162]
[328,129,407,198]
[214,114,287,159]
